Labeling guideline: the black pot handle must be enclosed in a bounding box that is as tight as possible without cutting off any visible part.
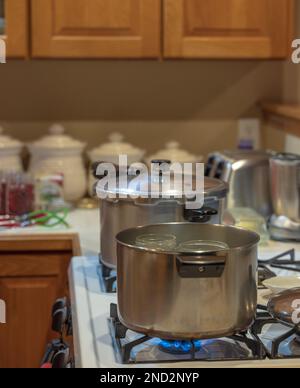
[176,254,226,278]
[151,159,171,165]
[184,207,218,223]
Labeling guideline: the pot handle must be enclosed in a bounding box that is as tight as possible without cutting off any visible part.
[176,253,226,278]
[184,207,218,223]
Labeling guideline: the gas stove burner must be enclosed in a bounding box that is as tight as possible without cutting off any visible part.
[158,339,203,355]
[109,303,265,364]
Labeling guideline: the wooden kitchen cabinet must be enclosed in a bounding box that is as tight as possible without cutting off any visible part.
[0,234,81,368]
[0,0,28,58]
[31,0,161,58]
[164,0,294,59]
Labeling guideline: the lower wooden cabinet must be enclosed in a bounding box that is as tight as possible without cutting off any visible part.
[0,234,81,368]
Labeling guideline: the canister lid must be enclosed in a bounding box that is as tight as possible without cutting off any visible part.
[0,126,23,151]
[89,133,145,163]
[146,141,202,165]
[29,124,86,152]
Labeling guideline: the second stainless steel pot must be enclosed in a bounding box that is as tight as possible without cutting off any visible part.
[98,173,228,269]
[116,223,259,340]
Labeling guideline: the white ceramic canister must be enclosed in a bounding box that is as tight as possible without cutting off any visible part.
[28,124,87,202]
[0,126,23,172]
[146,141,202,166]
[88,133,145,196]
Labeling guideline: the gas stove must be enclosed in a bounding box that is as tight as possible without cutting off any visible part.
[69,244,300,368]
[108,302,300,364]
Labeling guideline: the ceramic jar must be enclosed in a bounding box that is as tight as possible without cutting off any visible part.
[0,126,23,172]
[88,133,145,196]
[28,124,87,202]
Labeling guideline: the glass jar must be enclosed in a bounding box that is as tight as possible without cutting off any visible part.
[178,240,229,253]
[136,234,177,250]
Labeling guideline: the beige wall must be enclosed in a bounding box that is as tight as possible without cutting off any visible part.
[1,6,299,158]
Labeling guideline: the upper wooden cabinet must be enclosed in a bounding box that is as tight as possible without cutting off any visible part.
[164,0,294,59]
[31,0,161,58]
[0,0,28,58]
[1,0,294,60]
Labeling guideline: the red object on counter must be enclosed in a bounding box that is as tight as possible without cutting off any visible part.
[0,172,35,217]
[8,182,35,216]
[41,363,53,369]
[0,180,6,215]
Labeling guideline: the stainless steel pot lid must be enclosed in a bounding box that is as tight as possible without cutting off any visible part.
[267,288,300,327]
[96,167,228,202]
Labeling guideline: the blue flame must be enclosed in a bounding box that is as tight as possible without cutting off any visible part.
[159,340,204,354]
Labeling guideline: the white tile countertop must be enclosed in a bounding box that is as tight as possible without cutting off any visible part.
[0,208,100,256]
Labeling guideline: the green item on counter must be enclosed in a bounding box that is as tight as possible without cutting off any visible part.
[26,208,70,228]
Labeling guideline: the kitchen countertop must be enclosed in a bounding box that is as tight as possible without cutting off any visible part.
[0,207,297,258]
[0,208,100,255]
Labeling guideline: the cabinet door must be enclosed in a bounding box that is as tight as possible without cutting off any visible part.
[0,277,58,368]
[0,0,28,58]
[31,0,161,58]
[0,234,80,368]
[164,0,294,59]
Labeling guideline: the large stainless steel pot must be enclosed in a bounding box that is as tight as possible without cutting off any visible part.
[98,175,228,269]
[116,223,260,340]
[270,153,300,222]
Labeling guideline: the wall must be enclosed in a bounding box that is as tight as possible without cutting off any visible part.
[0,60,285,158]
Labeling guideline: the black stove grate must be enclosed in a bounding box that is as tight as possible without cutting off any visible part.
[259,249,300,274]
[98,255,117,293]
[251,306,300,359]
[258,249,300,288]
[109,304,266,364]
